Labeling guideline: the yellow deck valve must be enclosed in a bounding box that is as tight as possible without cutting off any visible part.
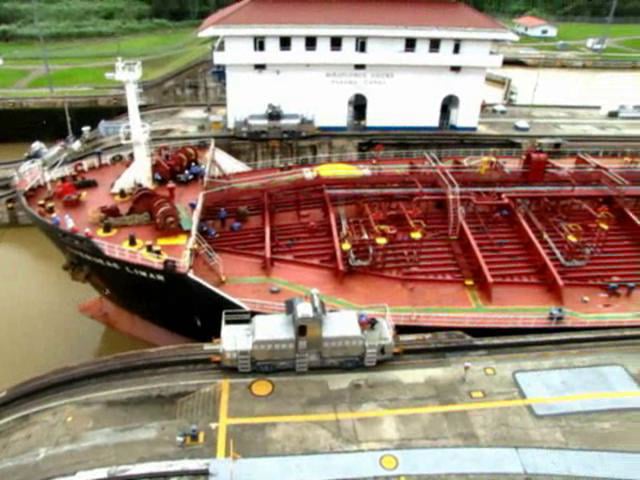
[564,223,583,243]
[566,234,579,243]
[340,240,352,251]
[478,156,496,175]
[375,236,388,246]
[410,230,423,240]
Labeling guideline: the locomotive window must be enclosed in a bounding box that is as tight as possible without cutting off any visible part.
[298,325,307,337]
[330,37,342,51]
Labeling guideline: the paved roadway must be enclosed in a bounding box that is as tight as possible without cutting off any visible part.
[480,106,640,138]
[0,339,639,479]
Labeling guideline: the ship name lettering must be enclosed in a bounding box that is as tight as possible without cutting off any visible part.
[70,249,165,282]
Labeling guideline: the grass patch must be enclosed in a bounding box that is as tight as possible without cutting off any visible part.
[556,23,640,41]
[0,27,201,61]
[142,45,209,80]
[0,88,116,98]
[619,37,640,50]
[28,66,113,88]
[0,68,30,88]
[516,22,640,44]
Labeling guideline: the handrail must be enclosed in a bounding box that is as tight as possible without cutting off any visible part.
[235,297,638,328]
[207,147,640,176]
[93,239,190,273]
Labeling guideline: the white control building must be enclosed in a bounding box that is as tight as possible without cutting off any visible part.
[199,0,516,131]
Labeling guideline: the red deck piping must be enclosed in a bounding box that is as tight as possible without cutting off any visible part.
[323,187,345,275]
[459,217,494,302]
[510,201,565,303]
[263,191,272,273]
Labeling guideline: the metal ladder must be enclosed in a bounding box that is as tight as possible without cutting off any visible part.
[425,152,462,239]
[237,350,251,373]
[195,234,225,280]
[363,344,378,367]
[295,352,309,373]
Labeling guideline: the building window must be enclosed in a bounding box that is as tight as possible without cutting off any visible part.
[280,36,291,51]
[330,36,342,51]
[355,37,367,53]
[305,36,317,51]
[541,29,548,34]
[405,38,416,52]
[450,66,461,73]
[254,37,265,52]
[453,40,461,54]
[354,64,366,70]
[429,39,441,53]
[254,64,266,71]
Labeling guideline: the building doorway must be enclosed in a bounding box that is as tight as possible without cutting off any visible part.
[439,95,459,130]
[348,94,367,129]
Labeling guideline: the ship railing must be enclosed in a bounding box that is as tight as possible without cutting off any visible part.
[15,159,46,191]
[203,140,216,184]
[222,147,640,173]
[93,239,190,273]
[235,297,638,328]
[201,160,507,197]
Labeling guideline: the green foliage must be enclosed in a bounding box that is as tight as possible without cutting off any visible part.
[468,0,640,18]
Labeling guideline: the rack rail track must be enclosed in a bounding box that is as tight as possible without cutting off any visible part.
[2,328,640,415]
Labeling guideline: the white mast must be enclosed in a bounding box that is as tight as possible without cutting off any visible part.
[106,58,152,193]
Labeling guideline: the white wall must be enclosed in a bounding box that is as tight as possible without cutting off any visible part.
[514,24,558,38]
[216,32,502,131]
[216,36,501,68]
[225,64,486,130]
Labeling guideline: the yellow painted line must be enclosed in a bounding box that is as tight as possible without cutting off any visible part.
[216,379,230,459]
[226,390,640,426]
[464,286,481,308]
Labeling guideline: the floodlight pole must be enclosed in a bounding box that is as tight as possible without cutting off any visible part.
[601,0,618,47]
[31,0,54,94]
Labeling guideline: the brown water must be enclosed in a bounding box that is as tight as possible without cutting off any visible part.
[0,143,149,389]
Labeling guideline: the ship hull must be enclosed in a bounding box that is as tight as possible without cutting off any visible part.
[21,197,241,342]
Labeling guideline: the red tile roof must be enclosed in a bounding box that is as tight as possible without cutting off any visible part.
[513,15,551,27]
[200,0,506,31]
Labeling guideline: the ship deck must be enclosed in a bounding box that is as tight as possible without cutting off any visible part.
[18,147,640,329]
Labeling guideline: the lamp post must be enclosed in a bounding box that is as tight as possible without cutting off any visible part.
[31,0,54,93]
[600,0,619,51]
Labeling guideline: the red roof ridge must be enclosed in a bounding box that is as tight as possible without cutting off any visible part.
[199,0,508,32]
[513,15,552,27]
[199,0,253,32]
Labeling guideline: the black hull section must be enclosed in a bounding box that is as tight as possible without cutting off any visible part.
[22,199,241,342]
